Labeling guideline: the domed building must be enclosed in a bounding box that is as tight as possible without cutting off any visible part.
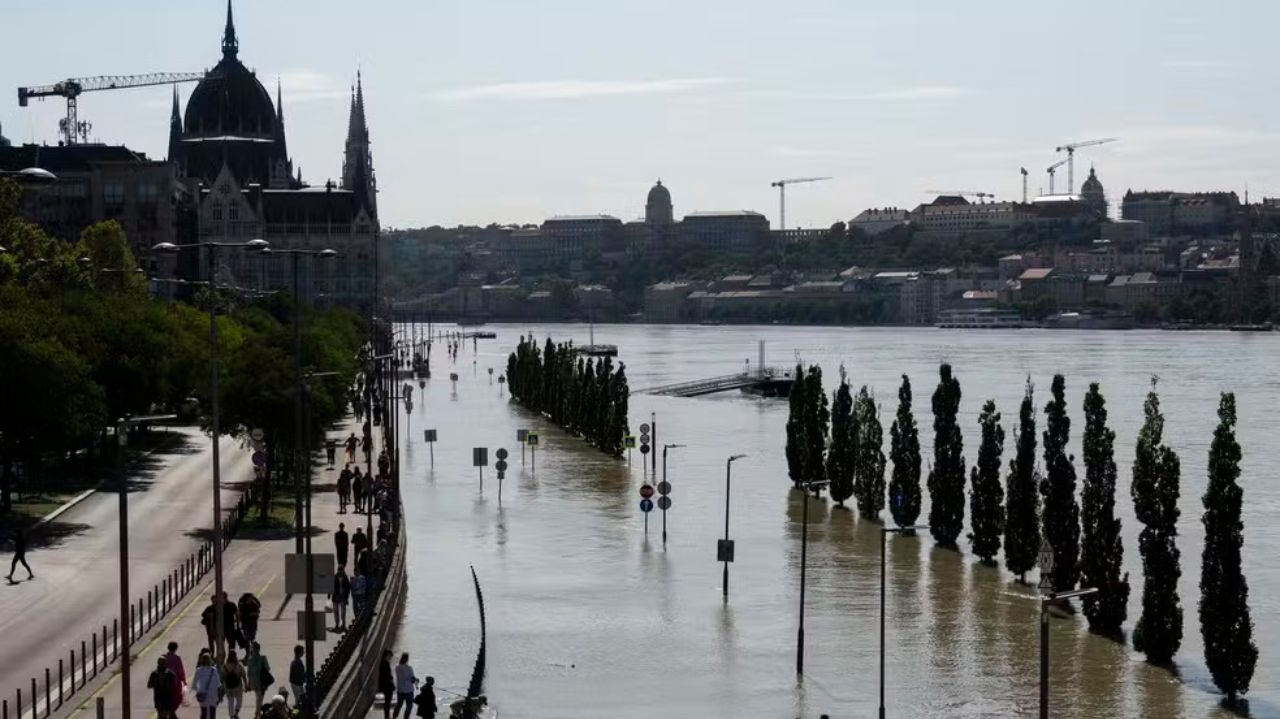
[645,179,673,224]
[1080,166,1107,219]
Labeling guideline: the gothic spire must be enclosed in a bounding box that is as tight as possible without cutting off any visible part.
[276,77,284,125]
[222,0,239,60]
[168,85,183,163]
[342,70,377,220]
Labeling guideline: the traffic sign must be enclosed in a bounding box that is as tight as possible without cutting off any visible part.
[252,451,267,468]
[639,484,655,499]
[488,368,494,375]
[639,423,650,434]
[717,539,736,563]
[250,428,265,442]
[527,433,540,446]
[424,429,438,442]
[657,481,671,496]
[473,447,488,467]
[640,444,650,455]
[496,448,509,460]
[450,372,459,382]
[495,459,508,473]
[405,400,414,413]
[657,496,672,511]
[640,498,654,513]
[1038,539,1055,592]
[624,436,636,449]
[517,429,528,443]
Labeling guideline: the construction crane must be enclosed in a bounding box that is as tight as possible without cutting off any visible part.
[1054,137,1117,193]
[1046,158,1069,195]
[1020,167,1028,204]
[926,189,996,203]
[770,177,830,231]
[19,71,210,145]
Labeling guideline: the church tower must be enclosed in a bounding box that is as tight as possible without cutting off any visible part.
[1080,166,1107,219]
[341,72,378,220]
[167,86,183,165]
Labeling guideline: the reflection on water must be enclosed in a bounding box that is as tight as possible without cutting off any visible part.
[395,323,1280,718]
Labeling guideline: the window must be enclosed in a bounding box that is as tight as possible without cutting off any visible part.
[103,183,125,204]
[136,181,160,202]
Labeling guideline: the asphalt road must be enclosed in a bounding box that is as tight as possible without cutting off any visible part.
[0,427,251,705]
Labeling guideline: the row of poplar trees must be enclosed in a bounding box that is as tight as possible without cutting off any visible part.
[784,363,1257,704]
[505,336,629,457]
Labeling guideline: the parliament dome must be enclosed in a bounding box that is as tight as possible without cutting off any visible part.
[183,1,278,138]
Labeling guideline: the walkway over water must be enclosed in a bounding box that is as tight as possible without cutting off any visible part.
[639,368,795,397]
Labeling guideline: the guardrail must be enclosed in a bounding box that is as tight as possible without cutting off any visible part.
[4,484,259,719]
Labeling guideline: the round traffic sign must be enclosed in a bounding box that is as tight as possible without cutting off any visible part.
[657,481,671,496]
[496,448,509,460]
[639,423,650,434]
[251,451,267,468]
[495,460,508,472]
[639,484,655,499]
[657,496,672,511]
[250,428,265,442]
[640,498,654,513]
[640,444,651,455]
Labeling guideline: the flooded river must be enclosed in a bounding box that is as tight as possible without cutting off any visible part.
[393,323,1279,718]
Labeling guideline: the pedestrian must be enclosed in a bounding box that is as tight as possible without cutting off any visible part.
[191,652,222,719]
[345,433,359,464]
[6,528,33,581]
[289,645,306,706]
[148,657,179,719]
[338,467,353,513]
[331,565,351,631]
[335,522,350,567]
[352,526,369,561]
[237,593,261,648]
[363,434,374,464]
[394,653,418,719]
[414,677,437,718]
[378,450,390,478]
[376,523,388,546]
[325,438,337,468]
[351,570,368,617]
[353,468,366,513]
[246,642,273,717]
[222,649,247,719]
[261,695,289,719]
[163,642,187,711]
[202,593,241,655]
[377,650,395,719]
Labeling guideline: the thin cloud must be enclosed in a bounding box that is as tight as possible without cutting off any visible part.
[773,86,965,102]
[279,70,351,103]
[770,146,864,159]
[431,77,741,102]
[1162,59,1228,70]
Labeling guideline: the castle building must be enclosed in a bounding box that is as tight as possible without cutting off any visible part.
[1079,166,1107,219]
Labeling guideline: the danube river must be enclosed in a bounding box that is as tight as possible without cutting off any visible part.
[392,323,1279,719]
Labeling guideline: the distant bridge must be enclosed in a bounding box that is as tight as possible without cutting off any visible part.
[639,368,795,398]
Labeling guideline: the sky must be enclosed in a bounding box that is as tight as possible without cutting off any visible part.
[3,0,1277,230]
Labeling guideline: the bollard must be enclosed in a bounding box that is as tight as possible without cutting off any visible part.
[16,689,21,719]
[44,667,49,717]
[80,641,86,687]
[67,651,73,694]
[147,590,152,629]
[92,634,98,674]
[96,697,104,719]
[57,660,63,707]
[3,698,7,719]
[29,680,34,716]
[101,626,107,667]
[112,620,118,661]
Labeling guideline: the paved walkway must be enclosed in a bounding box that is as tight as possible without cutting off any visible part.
[55,417,381,719]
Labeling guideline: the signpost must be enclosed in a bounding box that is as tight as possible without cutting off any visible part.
[527,432,539,469]
[423,429,438,467]
[473,447,488,492]
[517,429,528,465]
[639,485,655,535]
[1038,540,1054,719]
[638,424,651,480]
[624,435,636,466]
[496,448,509,500]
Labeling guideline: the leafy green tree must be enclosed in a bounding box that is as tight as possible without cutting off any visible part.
[1004,380,1040,582]
[1041,375,1080,592]
[1131,382,1183,665]
[75,221,145,293]
[1080,383,1129,634]
[968,400,1004,564]
[786,362,806,488]
[853,386,885,519]
[888,374,922,528]
[803,365,829,490]
[927,364,965,548]
[825,372,855,506]
[1200,393,1257,702]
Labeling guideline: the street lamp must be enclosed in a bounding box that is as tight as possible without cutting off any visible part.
[77,256,145,291]
[878,523,929,718]
[721,454,747,600]
[151,238,269,658]
[1035,539,1096,719]
[796,478,829,676]
[299,370,337,718]
[660,443,684,546]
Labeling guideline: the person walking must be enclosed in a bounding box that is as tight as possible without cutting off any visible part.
[191,652,223,719]
[222,650,248,719]
[362,433,374,464]
[325,438,338,469]
[202,593,240,656]
[163,642,187,711]
[288,645,307,707]
[337,467,353,513]
[352,527,369,563]
[6,528,33,581]
[353,468,366,513]
[345,433,359,464]
[237,593,261,648]
[351,570,368,617]
[394,653,419,719]
[377,649,395,719]
[335,523,350,568]
[246,642,273,717]
[331,565,351,631]
[148,657,179,719]
[414,677,437,719]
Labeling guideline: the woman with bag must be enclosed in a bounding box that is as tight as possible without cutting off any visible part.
[222,650,248,719]
[246,642,274,716]
[191,652,223,719]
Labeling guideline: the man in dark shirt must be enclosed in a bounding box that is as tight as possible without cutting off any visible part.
[7,528,33,581]
[335,523,350,568]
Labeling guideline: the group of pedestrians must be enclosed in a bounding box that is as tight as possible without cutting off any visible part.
[199,592,262,657]
[377,650,437,718]
[146,640,289,719]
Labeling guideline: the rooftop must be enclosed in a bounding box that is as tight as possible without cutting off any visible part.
[1018,268,1055,281]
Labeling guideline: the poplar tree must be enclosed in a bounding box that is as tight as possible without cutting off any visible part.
[968,400,1004,564]
[1041,374,1080,593]
[1200,392,1257,703]
[1131,382,1182,665]
[786,362,806,488]
[1080,383,1129,634]
[927,364,965,548]
[1004,380,1040,582]
[853,387,886,520]
[826,372,855,507]
[803,365,829,490]
[888,374,922,528]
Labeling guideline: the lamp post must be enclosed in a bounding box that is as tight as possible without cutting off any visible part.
[721,454,747,600]
[878,523,930,718]
[1033,537,1096,719]
[299,371,338,718]
[151,239,269,658]
[260,247,338,553]
[795,478,829,676]
[77,256,145,292]
[660,443,684,546]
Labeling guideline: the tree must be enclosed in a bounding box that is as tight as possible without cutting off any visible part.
[1131,382,1183,665]
[1200,393,1257,702]
[802,366,829,490]
[853,386,885,519]
[927,364,965,548]
[968,400,1004,564]
[785,362,806,487]
[888,375,921,528]
[826,372,855,507]
[1080,383,1129,634]
[1041,374,1081,593]
[1004,380,1040,582]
